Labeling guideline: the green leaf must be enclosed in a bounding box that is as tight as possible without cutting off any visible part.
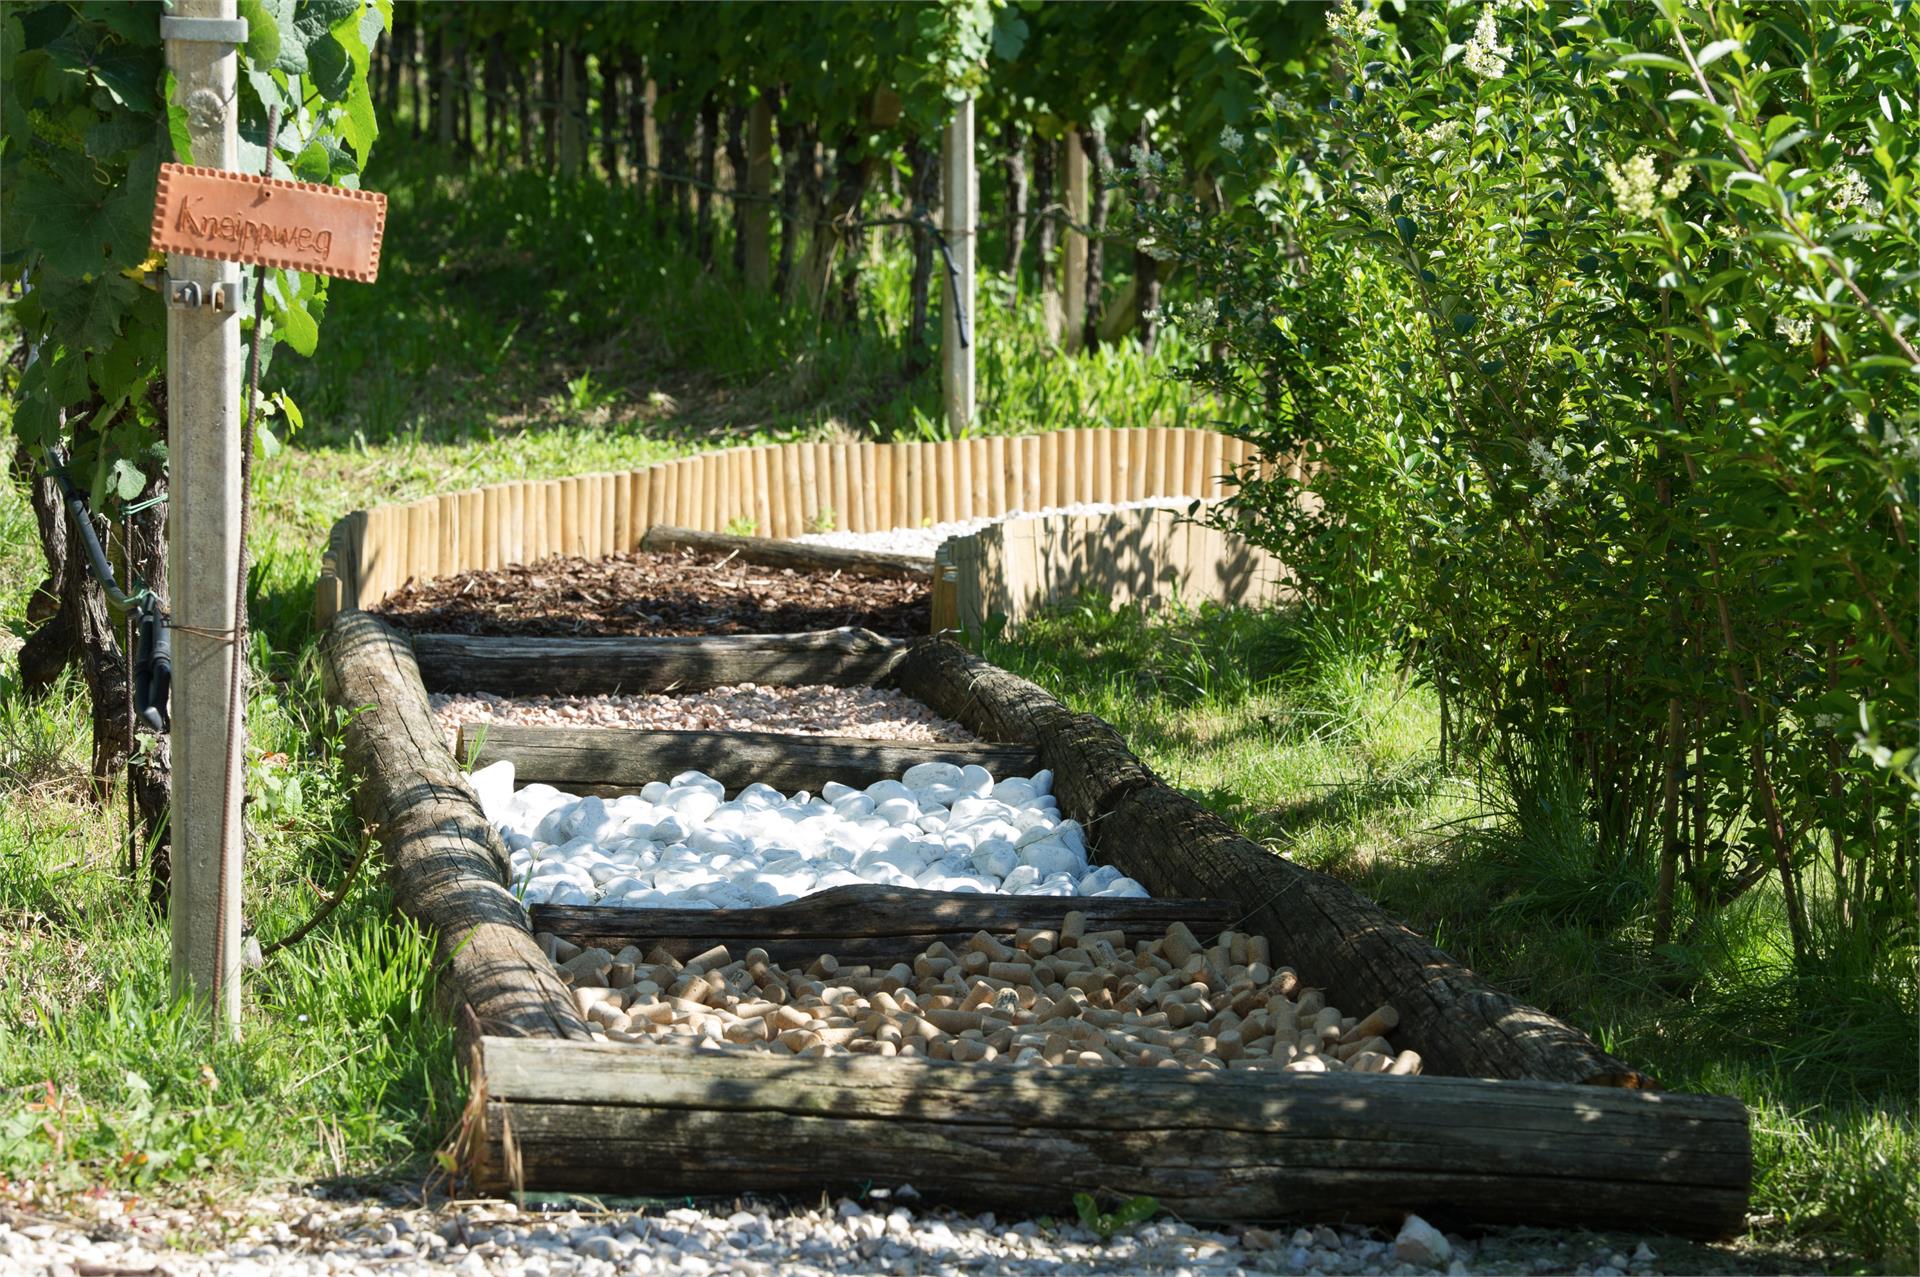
[85,110,159,160]
[306,32,352,101]
[1613,52,1690,73]
[110,456,147,502]
[44,270,139,351]
[276,287,320,356]
[237,0,288,66]
[1695,39,1741,67]
[47,28,162,114]
[275,390,306,436]
[13,144,159,277]
[78,2,156,43]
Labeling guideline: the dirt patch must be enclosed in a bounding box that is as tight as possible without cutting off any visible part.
[375,548,929,638]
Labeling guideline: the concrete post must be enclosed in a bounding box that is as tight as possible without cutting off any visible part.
[164,0,246,1035]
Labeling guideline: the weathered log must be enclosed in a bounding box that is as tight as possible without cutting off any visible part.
[530,883,1233,965]
[887,638,1650,1088]
[641,525,934,580]
[457,725,1038,796]
[470,1037,1751,1238]
[411,627,905,695]
[320,611,589,1042]
[885,639,1159,836]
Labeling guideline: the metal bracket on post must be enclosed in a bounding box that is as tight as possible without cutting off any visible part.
[166,278,240,313]
[159,16,249,43]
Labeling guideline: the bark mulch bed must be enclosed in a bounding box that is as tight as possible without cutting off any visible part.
[373,548,930,638]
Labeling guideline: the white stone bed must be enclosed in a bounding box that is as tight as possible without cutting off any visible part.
[794,497,1197,560]
[467,759,1150,910]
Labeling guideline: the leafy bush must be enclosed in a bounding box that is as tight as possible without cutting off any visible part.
[1132,0,1917,966]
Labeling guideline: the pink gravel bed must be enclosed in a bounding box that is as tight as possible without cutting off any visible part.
[431,683,976,750]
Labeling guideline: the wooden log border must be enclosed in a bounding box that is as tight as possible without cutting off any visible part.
[319,610,590,1044]
[320,616,1748,1232]
[885,638,1656,1092]
[473,1037,1752,1237]
[315,427,1271,622]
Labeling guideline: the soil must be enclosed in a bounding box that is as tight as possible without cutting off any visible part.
[374,548,930,638]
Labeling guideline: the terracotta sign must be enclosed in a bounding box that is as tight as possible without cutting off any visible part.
[150,163,387,283]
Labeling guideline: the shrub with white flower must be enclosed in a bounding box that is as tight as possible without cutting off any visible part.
[1219,124,1245,154]
[1601,151,1693,221]
[1461,7,1510,79]
[1830,168,1881,216]
[1121,0,1918,965]
[1327,0,1381,42]
[1775,313,1814,345]
[1525,437,1590,512]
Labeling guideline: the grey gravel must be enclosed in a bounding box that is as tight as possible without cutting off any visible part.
[0,1189,1771,1277]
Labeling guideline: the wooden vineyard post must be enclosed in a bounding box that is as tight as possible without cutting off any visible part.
[942,98,977,437]
[164,0,246,1033]
[1063,129,1088,353]
[744,96,774,291]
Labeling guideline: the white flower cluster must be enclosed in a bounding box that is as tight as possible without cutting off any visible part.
[1602,151,1688,221]
[1220,125,1245,155]
[1128,143,1167,178]
[1811,712,1845,732]
[1775,314,1813,345]
[1183,297,1221,328]
[1327,0,1381,41]
[1886,418,1920,465]
[1830,168,1882,216]
[1359,180,1401,216]
[1526,437,1590,513]
[1421,119,1462,148]
[1462,7,1511,79]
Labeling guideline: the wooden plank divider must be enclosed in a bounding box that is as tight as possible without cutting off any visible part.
[411,627,906,695]
[458,725,1041,797]
[530,885,1234,965]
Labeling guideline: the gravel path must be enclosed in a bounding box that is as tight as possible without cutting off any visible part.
[2,1188,1720,1277]
[796,497,1200,560]
[432,684,976,751]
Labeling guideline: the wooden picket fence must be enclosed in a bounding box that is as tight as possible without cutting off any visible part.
[930,506,1293,634]
[314,427,1278,621]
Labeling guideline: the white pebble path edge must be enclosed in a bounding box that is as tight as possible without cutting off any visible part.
[794,497,1201,560]
[467,759,1151,910]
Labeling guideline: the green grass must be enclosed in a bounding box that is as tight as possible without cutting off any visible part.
[2,127,1912,1273]
[985,601,1918,1274]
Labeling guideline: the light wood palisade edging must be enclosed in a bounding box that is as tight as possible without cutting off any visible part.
[319,610,590,1043]
[933,506,1292,634]
[315,427,1270,622]
[473,1037,1750,1235]
[884,639,1656,1091]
